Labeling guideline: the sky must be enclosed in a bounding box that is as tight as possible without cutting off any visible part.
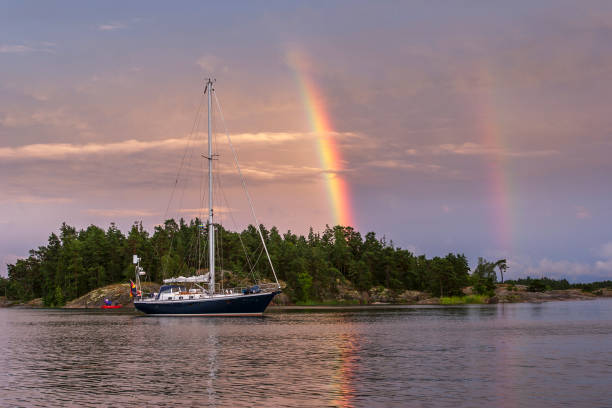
[1,1,612,282]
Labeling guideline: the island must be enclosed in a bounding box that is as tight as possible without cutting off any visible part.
[2,221,611,308]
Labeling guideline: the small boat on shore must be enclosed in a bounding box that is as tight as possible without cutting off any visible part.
[101,304,123,309]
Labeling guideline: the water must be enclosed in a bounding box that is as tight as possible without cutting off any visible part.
[1,300,611,407]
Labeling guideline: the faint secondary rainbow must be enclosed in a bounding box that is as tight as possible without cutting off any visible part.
[288,51,355,227]
[473,66,514,251]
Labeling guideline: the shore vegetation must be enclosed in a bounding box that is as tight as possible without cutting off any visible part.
[1,221,610,306]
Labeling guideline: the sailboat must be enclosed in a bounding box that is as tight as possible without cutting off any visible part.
[133,79,281,316]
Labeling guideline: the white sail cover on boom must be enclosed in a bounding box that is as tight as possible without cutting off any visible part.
[163,274,210,284]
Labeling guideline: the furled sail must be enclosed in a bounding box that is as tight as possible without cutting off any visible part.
[163,274,210,284]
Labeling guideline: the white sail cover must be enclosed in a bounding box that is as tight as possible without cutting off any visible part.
[163,274,209,284]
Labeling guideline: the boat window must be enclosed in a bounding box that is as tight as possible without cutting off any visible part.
[179,296,183,300]
[189,296,194,299]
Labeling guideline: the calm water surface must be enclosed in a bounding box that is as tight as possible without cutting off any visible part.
[1,300,611,407]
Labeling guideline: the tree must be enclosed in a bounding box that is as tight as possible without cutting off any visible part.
[2,220,540,304]
[472,258,498,295]
[494,259,507,283]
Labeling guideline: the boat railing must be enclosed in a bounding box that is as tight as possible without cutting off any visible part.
[216,282,280,295]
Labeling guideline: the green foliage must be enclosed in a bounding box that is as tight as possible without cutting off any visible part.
[54,286,65,307]
[572,280,612,291]
[471,257,500,296]
[427,254,470,297]
[527,279,549,292]
[0,276,9,299]
[296,271,313,301]
[2,221,477,303]
[504,277,612,293]
[505,277,571,292]
[440,295,488,305]
[12,221,608,305]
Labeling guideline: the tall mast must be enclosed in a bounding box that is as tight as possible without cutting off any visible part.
[207,78,215,295]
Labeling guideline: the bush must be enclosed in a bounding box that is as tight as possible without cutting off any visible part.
[440,295,488,305]
[527,279,548,292]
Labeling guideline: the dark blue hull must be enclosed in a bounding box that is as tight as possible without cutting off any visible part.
[134,291,279,316]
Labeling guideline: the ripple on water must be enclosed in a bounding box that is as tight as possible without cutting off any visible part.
[1,300,612,407]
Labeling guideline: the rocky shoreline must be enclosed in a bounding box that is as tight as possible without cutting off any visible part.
[276,283,612,306]
[2,283,611,309]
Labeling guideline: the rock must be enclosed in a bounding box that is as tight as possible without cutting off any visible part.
[0,296,17,308]
[366,287,430,304]
[487,296,499,304]
[64,282,160,308]
[24,298,44,307]
[416,297,440,305]
[595,288,612,297]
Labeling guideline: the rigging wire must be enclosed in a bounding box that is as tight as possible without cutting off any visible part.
[156,94,205,280]
[164,94,205,221]
[210,105,262,284]
[212,101,224,292]
[213,90,280,288]
[216,173,262,284]
[167,91,207,279]
[173,109,203,277]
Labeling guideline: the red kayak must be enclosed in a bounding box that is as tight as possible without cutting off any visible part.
[101,305,123,309]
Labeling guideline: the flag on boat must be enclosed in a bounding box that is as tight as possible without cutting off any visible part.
[130,280,137,297]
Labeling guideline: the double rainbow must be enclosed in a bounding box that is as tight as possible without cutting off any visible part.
[288,51,355,227]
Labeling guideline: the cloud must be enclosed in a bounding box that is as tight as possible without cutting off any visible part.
[522,259,595,279]
[97,22,126,31]
[364,159,449,176]
[226,130,355,144]
[84,209,159,217]
[0,44,34,54]
[595,259,612,272]
[0,109,93,137]
[0,43,55,54]
[197,55,227,75]
[430,142,560,158]
[0,132,353,161]
[233,162,322,181]
[177,206,235,216]
[97,17,145,32]
[226,132,310,144]
[2,196,73,204]
[0,138,185,160]
[598,242,612,259]
[575,206,591,219]
[507,243,612,282]
[366,160,415,169]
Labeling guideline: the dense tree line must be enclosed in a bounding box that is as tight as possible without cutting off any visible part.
[8,220,605,306]
[2,220,481,305]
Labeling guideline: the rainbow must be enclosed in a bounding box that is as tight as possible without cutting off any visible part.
[473,66,513,251]
[288,51,355,227]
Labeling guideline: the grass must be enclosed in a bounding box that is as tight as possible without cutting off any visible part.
[439,295,488,305]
